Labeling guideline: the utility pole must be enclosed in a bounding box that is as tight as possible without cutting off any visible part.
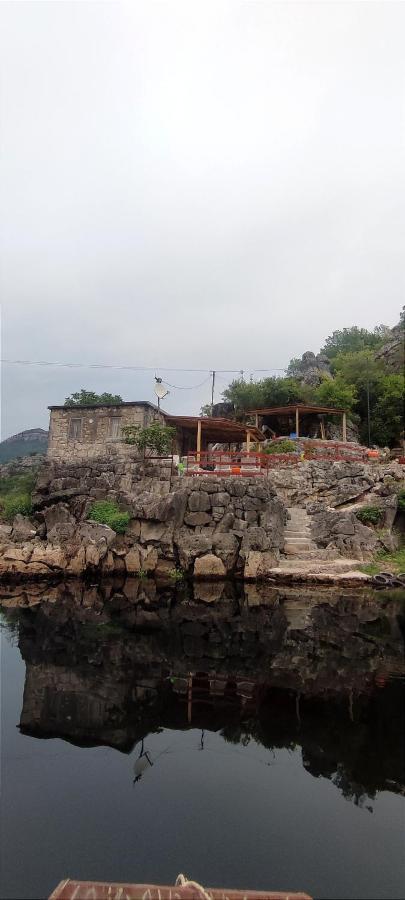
[367,378,371,447]
[210,370,216,416]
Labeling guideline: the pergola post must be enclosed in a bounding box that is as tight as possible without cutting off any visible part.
[295,407,300,438]
[342,412,347,442]
[255,413,259,429]
[197,419,202,462]
[246,430,251,454]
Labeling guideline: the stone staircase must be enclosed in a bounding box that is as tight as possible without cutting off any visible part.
[284,507,317,556]
[275,506,366,578]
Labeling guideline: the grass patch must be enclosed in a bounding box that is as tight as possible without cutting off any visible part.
[264,439,297,455]
[355,506,384,526]
[360,546,405,576]
[88,500,130,534]
[0,473,36,522]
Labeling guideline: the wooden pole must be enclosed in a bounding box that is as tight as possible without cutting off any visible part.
[255,413,259,429]
[342,411,347,442]
[295,407,300,438]
[246,430,251,454]
[197,419,202,462]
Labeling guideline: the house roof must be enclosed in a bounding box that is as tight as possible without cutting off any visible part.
[166,415,264,442]
[247,404,345,416]
[48,401,165,414]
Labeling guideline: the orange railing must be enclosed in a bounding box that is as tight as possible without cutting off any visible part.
[185,450,300,476]
[185,444,370,476]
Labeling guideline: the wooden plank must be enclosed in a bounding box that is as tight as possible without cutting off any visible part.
[49,880,312,900]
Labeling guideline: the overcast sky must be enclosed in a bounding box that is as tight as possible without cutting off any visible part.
[0,1,404,438]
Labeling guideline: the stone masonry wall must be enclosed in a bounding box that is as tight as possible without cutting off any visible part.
[0,463,286,580]
[47,404,166,461]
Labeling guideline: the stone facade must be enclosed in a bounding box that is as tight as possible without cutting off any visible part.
[47,402,166,461]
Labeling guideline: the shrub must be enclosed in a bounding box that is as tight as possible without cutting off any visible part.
[355,506,383,526]
[1,493,32,522]
[122,422,176,455]
[398,490,405,512]
[263,439,297,455]
[169,567,185,582]
[88,500,130,533]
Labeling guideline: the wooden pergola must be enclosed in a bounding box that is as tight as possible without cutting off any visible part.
[247,404,348,442]
[166,415,264,457]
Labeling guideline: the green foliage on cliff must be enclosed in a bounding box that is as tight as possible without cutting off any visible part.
[355,506,384,526]
[64,390,123,406]
[263,439,297,454]
[0,472,36,522]
[88,500,130,533]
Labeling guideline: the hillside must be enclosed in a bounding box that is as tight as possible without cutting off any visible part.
[0,428,48,463]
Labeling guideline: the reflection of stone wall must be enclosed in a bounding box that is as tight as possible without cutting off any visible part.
[13,581,405,799]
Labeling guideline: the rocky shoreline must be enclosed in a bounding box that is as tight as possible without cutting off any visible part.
[0,457,403,585]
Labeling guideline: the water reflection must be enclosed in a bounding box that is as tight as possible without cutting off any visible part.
[1,578,404,810]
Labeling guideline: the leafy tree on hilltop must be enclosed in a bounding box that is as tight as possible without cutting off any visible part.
[321,326,388,362]
[64,389,123,406]
[222,377,312,417]
[314,376,357,412]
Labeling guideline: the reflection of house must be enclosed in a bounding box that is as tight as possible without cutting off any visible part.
[47,402,263,461]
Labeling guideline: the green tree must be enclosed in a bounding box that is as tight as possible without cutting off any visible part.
[321,326,387,362]
[122,422,176,455]
[222,377,313,416]
[371,375,404,447]
[314,376,357,412]
[64,389,123,406]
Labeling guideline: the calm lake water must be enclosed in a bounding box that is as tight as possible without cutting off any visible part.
[0,579,404,900]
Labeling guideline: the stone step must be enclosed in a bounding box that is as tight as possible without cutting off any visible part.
[282,548,342,561]
[285,529,312,537]
[284,543,317,555]
[274,558,363,574]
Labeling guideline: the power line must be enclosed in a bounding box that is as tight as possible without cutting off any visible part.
[161,375,212,390]
[0,358,287,374]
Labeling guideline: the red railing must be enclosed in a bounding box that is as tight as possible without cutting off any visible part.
[185,445,370,475]
[185,451,300,476]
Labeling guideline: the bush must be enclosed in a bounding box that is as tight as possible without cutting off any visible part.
[263,439,297,455]
[355,506,383,526]
[397,490,405,512]
[88,500,130,533]
[1,493,32,522]
[122,422,176,455]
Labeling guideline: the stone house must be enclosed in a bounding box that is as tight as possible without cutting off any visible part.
[47,401,263,462]
[47,401,166,461]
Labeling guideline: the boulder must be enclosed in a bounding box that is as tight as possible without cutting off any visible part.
[188,491,211,512]
[184,512,213,527]
[140,545,159,572]
[176,533,213,569]
[140,521,168,543]
[11,515,37,543]
[240,527,270,558]
[125,546,142,574]
[212,534,240,571]
[244,550,279,580]
[42,503,75,534]
[194,554,227,579]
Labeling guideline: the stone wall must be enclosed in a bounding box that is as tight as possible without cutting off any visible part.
[47,403,166,461]
[0,466,285,580]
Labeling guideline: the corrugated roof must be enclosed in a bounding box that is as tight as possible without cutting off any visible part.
[166,415,264,441]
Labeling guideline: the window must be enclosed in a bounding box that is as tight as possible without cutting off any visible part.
[68,418,82,441]
[109,417,122,439]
